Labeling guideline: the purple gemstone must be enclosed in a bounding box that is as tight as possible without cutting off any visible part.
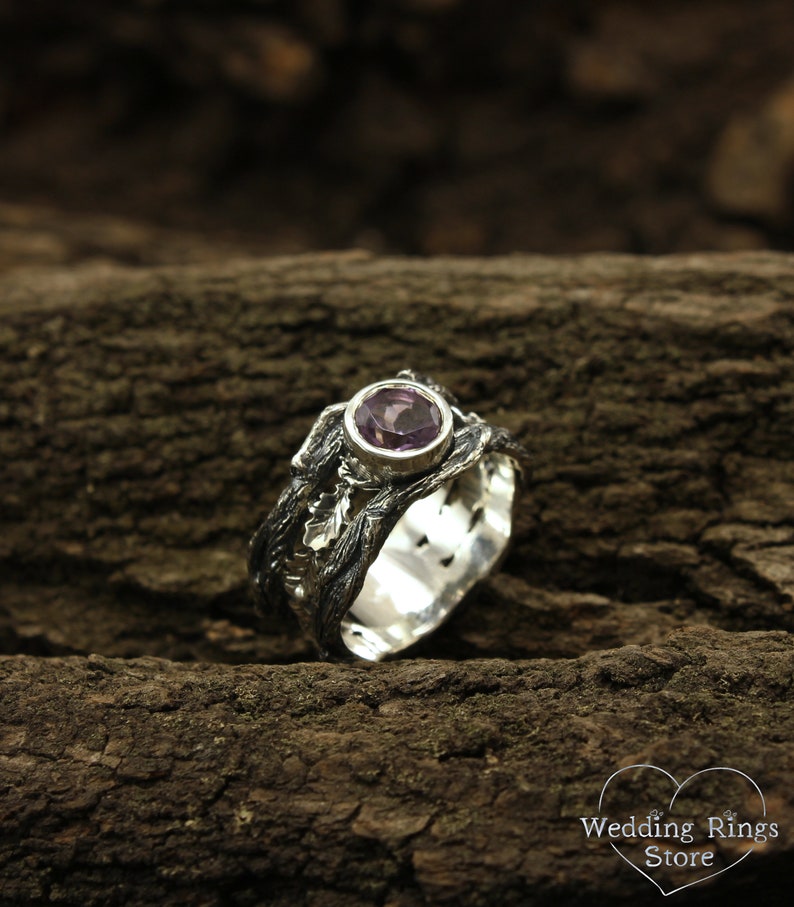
[354,386,442,451]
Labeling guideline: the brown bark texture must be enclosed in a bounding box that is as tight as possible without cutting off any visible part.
[1,250,794,905]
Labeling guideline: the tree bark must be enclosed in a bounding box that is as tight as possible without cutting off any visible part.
[1,251,793,903]
[0,628,791,907]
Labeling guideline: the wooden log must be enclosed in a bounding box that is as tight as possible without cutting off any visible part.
[1,251,793,903]
[0,629,791,906]
[2,251,794,662]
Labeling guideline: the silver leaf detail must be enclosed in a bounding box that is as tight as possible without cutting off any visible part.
[303,483,351,552]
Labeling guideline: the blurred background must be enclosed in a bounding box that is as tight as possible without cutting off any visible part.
[2,0,794,263]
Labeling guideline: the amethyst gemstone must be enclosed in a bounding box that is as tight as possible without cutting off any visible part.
[354,386,442,451]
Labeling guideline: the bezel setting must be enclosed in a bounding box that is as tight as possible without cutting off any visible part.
[343,378,454,478]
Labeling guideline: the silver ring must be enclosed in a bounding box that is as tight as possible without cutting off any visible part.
[248,370,530,661]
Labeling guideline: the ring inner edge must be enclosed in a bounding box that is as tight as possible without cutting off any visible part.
[340,454,516,660]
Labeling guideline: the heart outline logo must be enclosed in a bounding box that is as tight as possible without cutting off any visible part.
[598,764,766,896]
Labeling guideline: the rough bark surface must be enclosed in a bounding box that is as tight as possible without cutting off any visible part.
[1,629,792,907]
[1,251,794,903]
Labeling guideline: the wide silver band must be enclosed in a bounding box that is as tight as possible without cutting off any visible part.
[248,371,530,661]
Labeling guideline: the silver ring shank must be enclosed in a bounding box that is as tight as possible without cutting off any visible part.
[341,453,516,659]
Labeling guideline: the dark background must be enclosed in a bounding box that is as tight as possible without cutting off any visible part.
[2,0,794,258]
